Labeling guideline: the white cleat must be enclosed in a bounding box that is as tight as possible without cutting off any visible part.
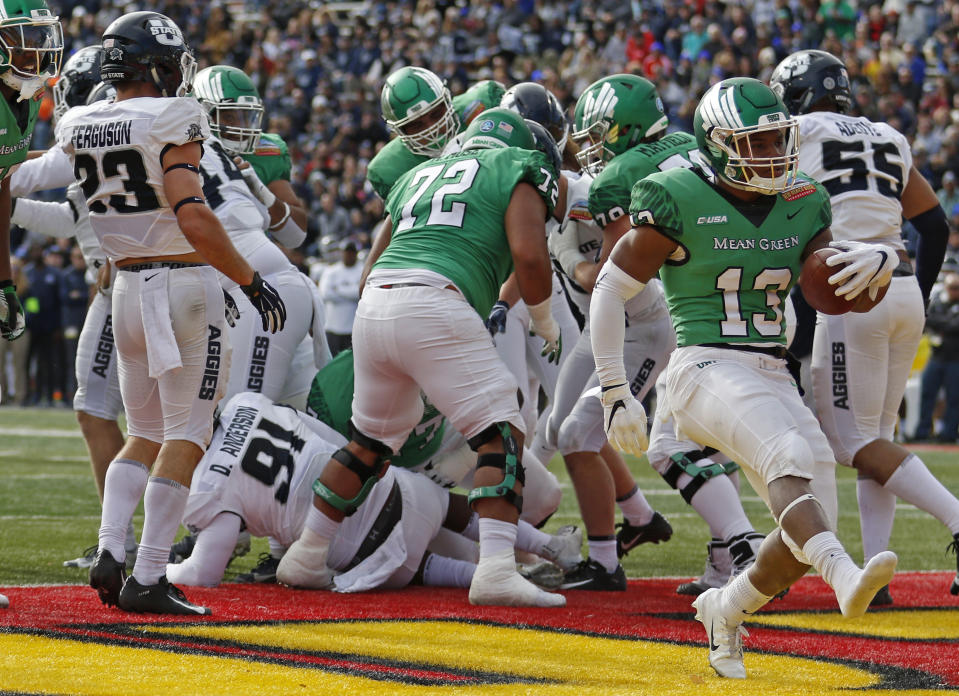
[0,593,8,609]
[469,550,566,607]
[540,525,583,572]
[275,530,335,590]
[692,587,748,679]
[837,551,898,619]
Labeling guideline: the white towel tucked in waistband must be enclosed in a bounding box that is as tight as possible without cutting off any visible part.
[139,267,183,378]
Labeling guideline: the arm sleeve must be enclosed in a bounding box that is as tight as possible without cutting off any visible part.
[164,512,242,587]
[909,204,949,306]
[9,144,75,196]
[590,259,646,387]
[549,218,589,279]
[11,198,76,238]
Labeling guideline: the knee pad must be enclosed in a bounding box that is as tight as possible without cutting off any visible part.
[466,422,526,513]
[659,450,733,505]
[313,424,392,516]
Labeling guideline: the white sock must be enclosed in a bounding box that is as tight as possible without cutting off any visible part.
[857,476,896,562]
[422,554,476,588]
[688,475,754,540]
[304,504,342,540]
[515,520,553,556]
[802,531,860,593]
[98,459,149,562]
[478,518,517,559]
[588,537,619,573]
[124,521,138,554]
[268,538,287,558]
[133,477,189,586]
[720,570,773,621]
[884,454,959,534]
[616,485,654,526]
[460,513,480,542]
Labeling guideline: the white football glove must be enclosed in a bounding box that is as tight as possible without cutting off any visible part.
[234,156,276,208]
[529,314,562,364]
[599,383,648,456]
[825,240,897,300]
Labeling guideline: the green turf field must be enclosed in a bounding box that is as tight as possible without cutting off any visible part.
[1,406,957,586]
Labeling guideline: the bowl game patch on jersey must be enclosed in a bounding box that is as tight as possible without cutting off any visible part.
[781,182,818,201]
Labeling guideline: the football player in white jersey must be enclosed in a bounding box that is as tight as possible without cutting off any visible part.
[9,47,137,570]
[167,392,582,590]
[772,50,959,600]
[57,11,285,615]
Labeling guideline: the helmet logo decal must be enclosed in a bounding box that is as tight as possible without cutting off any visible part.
[822,77,835,90]
[582,81,618,131]
[479,119,495,132]
[107,47,123,62]
[497,121,513,136]
[147,18,183,47]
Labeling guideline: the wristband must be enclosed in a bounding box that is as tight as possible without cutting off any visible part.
[526,297,553,327]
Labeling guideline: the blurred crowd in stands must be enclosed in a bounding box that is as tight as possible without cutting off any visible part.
[6,0,959,415]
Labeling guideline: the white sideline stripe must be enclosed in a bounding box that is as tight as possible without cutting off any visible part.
[0,515,101,521]
[0,427,82,438]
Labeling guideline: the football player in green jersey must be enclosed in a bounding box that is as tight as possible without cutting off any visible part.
[0,0,62,342]
[192,64,307,247]
[367,66,504,201]
[278,108,567,608]
[560,74,766,594]
[590,77,898,679]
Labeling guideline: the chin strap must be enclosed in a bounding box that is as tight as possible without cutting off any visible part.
[1,73,45,102]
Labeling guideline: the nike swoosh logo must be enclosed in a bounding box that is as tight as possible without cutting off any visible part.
[144,273,159,282]
[786,209,802,220]
[559,577,596,590]
[709,625,720,651]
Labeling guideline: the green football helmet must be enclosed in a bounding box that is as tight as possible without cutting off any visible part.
[0,0,62,102]
[192,65,264,155]
[380,66,459,157]
[572,74,667,175]
[460,107,535,153]
[694,77,799,194]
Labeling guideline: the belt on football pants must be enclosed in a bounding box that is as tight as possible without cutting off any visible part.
[377,282,460,293]
[341,480,403,571]
[118,261,208,272]
[698,343,805,396]
[892,260,914,277]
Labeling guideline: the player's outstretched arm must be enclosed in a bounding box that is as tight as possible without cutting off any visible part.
[166,513,243,587]
[164,142,286,333]
[506,183,561,361]
[901,165,949,306]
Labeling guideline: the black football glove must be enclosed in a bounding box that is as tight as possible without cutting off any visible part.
[485,300,509,338]
[0,281,25,340]
[240,272,286,333]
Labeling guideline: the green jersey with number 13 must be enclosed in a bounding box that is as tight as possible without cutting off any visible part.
[629,167,831,347]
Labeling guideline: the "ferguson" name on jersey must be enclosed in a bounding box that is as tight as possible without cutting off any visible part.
[713,235,801,251]
[71,120,133,149]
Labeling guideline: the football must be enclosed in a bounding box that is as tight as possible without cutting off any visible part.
[799,248,856,315]
[851,276,890,312]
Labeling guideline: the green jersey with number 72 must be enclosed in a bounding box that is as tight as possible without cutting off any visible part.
[629,166,831,347]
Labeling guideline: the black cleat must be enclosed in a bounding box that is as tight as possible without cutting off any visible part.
[118,575,211,615]
[870,584,893,606]
[559,558,627,591]
[89,549,126,608]
[232,553,280,584]
[168,533,197,563]
[616,511,672,558]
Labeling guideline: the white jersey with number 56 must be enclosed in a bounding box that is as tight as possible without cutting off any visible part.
[796,111,911,250]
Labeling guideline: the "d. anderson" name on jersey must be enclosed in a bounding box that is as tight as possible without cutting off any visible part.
[71,120,133,149]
